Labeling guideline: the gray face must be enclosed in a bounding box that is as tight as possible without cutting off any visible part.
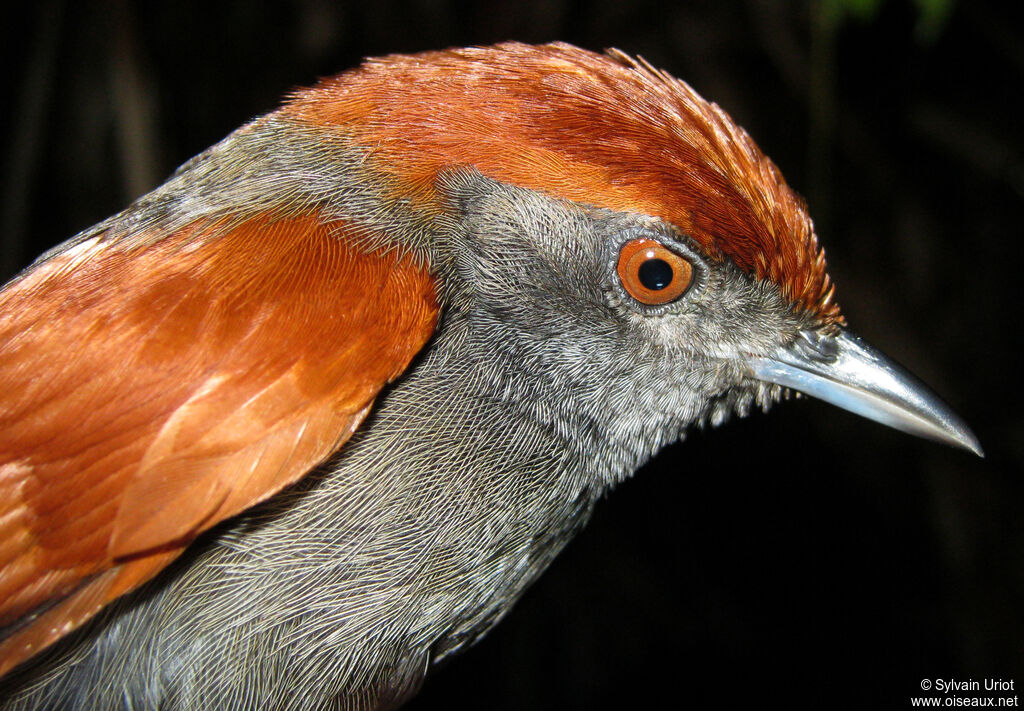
[429,169,811,485]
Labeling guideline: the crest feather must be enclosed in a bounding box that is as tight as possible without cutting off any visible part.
[285,41,840,322]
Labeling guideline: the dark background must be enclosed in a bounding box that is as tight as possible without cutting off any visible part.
[2,1,1021,708]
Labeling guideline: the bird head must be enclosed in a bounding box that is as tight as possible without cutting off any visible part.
[279,41,980,465]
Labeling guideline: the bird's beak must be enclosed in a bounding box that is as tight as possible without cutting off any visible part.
[744,329,983,456]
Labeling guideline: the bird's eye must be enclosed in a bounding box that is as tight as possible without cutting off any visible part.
[617,238,693,305]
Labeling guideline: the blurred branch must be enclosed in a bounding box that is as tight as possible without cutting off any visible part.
[109,0,161,201]
[807,0,840,234]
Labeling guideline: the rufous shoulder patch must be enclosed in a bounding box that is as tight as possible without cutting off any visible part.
[0,214,438,675]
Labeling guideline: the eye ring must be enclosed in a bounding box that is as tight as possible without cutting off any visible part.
[617,238,694,305]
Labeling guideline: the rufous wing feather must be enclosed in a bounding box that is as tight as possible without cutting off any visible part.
[0,214,438,675]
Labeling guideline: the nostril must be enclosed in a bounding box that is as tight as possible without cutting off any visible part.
[795,329,839,363]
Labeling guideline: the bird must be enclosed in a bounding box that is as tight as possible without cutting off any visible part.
[0,42,980,710]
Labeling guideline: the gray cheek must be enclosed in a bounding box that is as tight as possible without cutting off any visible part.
[430,170,796,459]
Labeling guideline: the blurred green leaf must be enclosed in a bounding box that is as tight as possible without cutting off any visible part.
[817,0,955,42]
[912,0,955,43]
[819,0,884,30]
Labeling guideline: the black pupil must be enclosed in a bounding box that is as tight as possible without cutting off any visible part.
[637,258,673,290]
